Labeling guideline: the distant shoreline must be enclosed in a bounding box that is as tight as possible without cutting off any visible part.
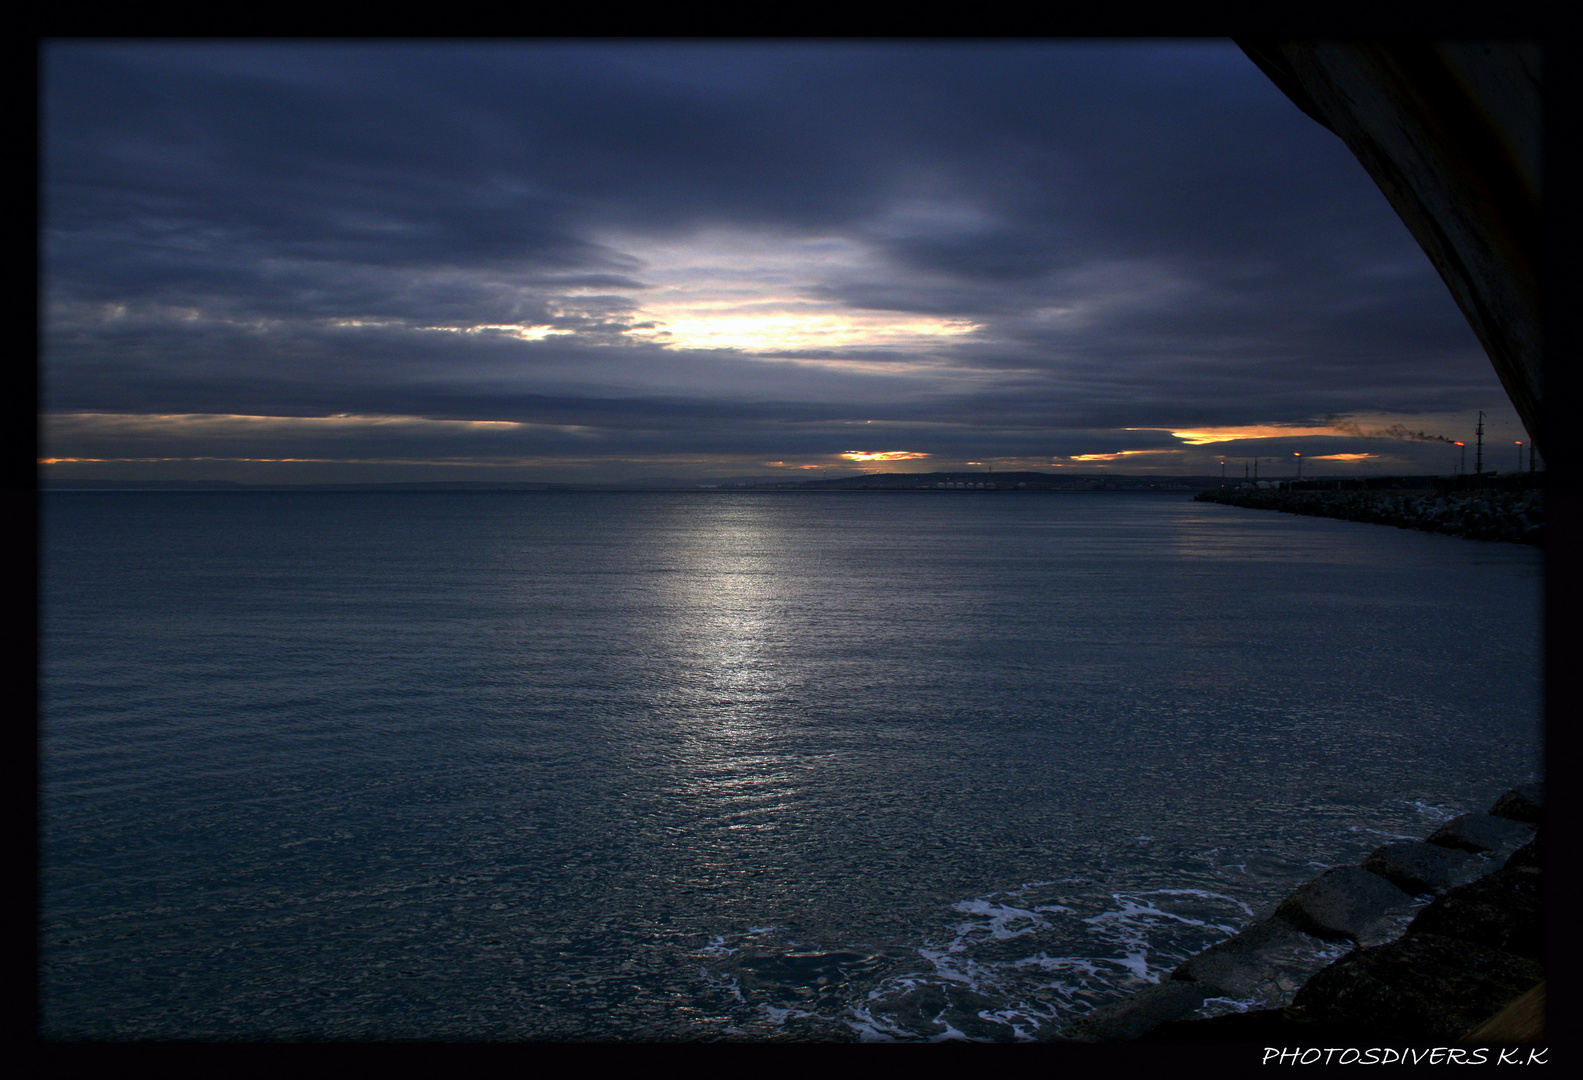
[40,485,1210,494]
[42,469,1542,496]
[36,471,1252,494]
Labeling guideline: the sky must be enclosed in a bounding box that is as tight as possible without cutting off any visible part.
[40,40,1534,485]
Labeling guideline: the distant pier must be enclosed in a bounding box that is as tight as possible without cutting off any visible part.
[1194,478,1543,546]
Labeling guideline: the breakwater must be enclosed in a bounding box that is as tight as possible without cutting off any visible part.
[1194,488,1544,546]
[1062,783,1544,1043]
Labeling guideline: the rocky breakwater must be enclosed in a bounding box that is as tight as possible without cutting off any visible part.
[1061,783,1544,1043]
[1194,489,1544,546]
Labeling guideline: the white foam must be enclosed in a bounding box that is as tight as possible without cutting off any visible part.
[761,1004,817,1027]
[1115,950,1152,982]
[699,934,738,956]
[1406,799,1461,822]
[1011,954,1106,978]
[1197,994,1261,1018]
[692,868,1296,1040]
[846,1006,907,1042]
[949,899,1050,940]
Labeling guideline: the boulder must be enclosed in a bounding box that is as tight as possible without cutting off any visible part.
[1289,933,1543,1041]
[1488,783,1545,824]
[1060,980,1208,1042]
[1362,840,1490,896]
[1426,813,1535,857]
[1170,916,1331,999]
[1405,865,1544,960]
[1505,830,1543,871]
[1273,866,1416,941]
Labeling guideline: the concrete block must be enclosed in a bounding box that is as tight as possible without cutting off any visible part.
[1274,866,1416,941]
[1488,783,1544,824]
[1362,840,1490,896]
[1061,980,1209,1042]
[1171,916,1329,1000]
[1405,865,1544,960]
[1427,813,1535,857]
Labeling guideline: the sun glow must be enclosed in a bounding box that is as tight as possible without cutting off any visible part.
[839,451,931,462]
[628,310,979,352]
[604,229,983,354]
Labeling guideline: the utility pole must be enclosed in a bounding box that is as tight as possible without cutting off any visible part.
[1474,411,1484,475]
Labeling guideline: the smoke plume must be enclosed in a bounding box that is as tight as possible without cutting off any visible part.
[1321,415,1456,443]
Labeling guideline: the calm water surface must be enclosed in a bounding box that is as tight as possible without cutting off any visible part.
[40,492,1543,1040]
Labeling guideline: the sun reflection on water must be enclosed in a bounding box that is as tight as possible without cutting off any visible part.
[645,500,814,844]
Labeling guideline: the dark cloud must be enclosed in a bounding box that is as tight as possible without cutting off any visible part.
[41,41,1521,482]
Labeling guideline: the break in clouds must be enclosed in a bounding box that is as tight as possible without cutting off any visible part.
[41,41,1526,483]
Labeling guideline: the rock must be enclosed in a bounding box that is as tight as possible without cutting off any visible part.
[1273,866,1416,941]
[1504,830,1543,871]
[1362,840,1490,895]
[1426,813,1535,857]
[1488,783,1545,824]
[1405,865,1543,960]
[1060,980,1208,1042]
[1289,933,1543,1040]
[1102,780,1544,1043]
[1170,916,1331,999]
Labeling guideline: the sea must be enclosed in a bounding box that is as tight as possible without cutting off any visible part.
[39,491,1544,1041]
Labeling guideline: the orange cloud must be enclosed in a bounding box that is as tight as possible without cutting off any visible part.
[1147,425,1341,445]
[1066,449,1175,462]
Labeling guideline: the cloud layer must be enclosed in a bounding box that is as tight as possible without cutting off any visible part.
[42,41,1528,482]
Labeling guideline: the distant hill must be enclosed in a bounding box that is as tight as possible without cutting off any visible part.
[768,471,1227,491]
[40,478,252,490]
